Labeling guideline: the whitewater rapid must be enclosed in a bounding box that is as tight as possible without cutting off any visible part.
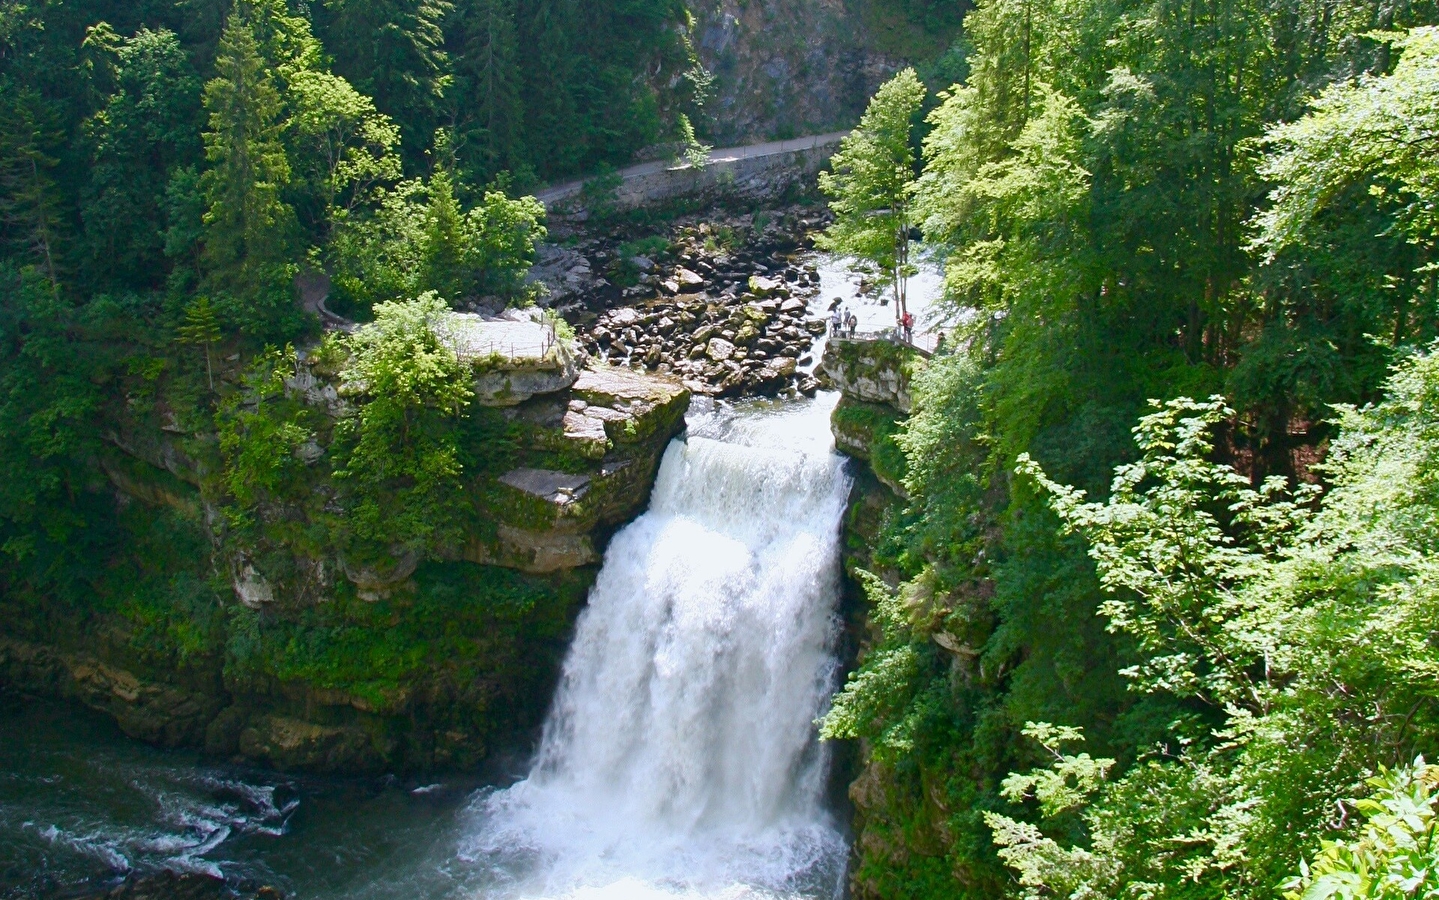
[456,396,852,900]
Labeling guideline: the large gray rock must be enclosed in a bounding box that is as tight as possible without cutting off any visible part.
[819,338,922,413]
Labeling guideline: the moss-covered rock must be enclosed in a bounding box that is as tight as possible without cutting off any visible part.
[831,396,908,496]
[820,337,924,412]
[3,354,687,775]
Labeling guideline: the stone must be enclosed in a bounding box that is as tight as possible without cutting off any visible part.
[232,561,274,608]
[748,275,782,297]
[676,267,704,288]
[611,308,639,326]
[781,298,806,314]
[341,550,420,601]
[706,338,736,361]
[772,356,798,377]
[499,467,592,505]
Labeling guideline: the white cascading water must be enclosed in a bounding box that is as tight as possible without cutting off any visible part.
[457,396,852,900]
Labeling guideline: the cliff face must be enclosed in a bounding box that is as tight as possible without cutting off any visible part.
[691,0,966,145]
[824,336,943,898]
[0,344,688,774]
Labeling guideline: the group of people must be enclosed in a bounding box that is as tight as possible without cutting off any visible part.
[829,304,917,345]
[829,307,860,338]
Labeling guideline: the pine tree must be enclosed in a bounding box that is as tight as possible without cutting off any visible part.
[199,13,295,297]
[318,0,451,164]
[0,84,66,294]
[178,295,223,390]
[450,0,524,184]
[419,168,469,303]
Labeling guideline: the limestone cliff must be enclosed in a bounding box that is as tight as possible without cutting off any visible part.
[0,338,688,774]
[691,0,965,145]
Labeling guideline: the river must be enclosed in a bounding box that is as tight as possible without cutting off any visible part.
[2,249,940,900]
[2,394,852,900]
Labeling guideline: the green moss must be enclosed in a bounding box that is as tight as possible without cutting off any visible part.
[832,397,909,490]
[224,562,588,717]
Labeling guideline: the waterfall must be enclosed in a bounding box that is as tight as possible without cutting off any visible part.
[459,398,852,899]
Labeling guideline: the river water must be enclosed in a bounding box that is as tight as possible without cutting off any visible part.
[1,395,852,900]
[2,249,942,900]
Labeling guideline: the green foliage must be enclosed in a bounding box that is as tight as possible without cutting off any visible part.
[328,169,545,314]
[1254,29,1439,266]
[81,27,202,290]
[1284,761,1439,900]
[215,345,315,522]
[833,4,1439,896]
[818,67,926,319]
[176,295,222,389]
[199,11,295,301]
[331,293,472,557]
[976,350,1439,899]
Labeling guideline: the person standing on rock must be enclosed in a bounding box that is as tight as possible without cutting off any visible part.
[831,307,843,336]
[902,311,914,344]
[846,311,858,338]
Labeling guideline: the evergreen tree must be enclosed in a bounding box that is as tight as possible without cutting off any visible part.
[0,83,66,293]
[82,27,202,290]
[317,0,450,164]
[419,167,468,302]
[448,0,523,184]
[199,12,295,298]
[177,294,222,390]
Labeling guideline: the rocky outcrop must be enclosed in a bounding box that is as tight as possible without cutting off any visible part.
[819,336,922,412]
[2,327,689,776]
[0,637,223,747]
[444,310,582,406]
[693,1,897,145]
[465,364,690,573]
[690,0,966,145]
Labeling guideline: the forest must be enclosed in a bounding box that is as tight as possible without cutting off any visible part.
[819,1,1439,898]
[0,0,701,628]
[4,0,1439,897]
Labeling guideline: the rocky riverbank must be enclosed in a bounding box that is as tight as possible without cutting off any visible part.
[530,204,840,398]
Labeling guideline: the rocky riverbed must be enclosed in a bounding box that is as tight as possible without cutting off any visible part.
[529,204,842,398]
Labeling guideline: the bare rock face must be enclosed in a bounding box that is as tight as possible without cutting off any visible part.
[232,561,275,609]
[0,637,223,748]
[692,0,923,145]
[819,337,922,413]
[463,364,690,576]
[339,550,420,601]
[238,714,385,772]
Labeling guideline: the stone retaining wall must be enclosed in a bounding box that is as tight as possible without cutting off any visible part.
[541,133,846,216]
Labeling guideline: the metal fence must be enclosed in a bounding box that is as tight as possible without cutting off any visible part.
[828,328,940,358]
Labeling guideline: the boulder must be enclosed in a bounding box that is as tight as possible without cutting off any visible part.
[748,275,782,297]
[706,338,736,361]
